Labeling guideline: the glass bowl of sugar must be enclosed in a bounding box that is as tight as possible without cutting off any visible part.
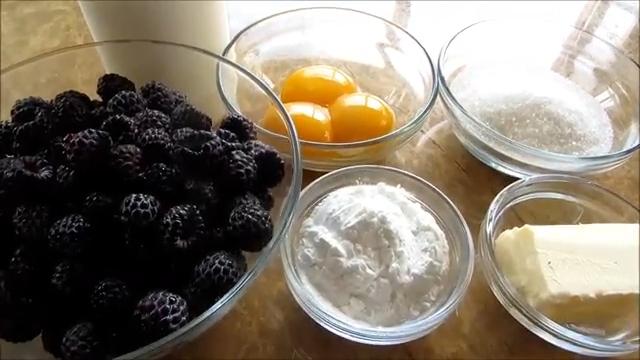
[438,18,639,178]
[281,165,474,345]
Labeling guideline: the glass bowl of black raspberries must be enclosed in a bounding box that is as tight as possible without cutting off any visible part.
[0,40,302,359]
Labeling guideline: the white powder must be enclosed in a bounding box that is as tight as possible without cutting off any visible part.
[296,183,450,327]
[449,66,614,156]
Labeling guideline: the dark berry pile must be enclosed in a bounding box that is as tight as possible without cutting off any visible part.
[0,74,285,359]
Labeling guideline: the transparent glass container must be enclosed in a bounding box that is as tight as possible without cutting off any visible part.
[220,7,438,172]
[438,19,640,178]
[0,40,302,359]
[479,174,639,356]
[282,165,474,345]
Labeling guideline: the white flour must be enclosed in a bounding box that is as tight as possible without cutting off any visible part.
[296,183,450,327]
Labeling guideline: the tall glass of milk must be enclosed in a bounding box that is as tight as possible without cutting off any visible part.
[78,0,235,121]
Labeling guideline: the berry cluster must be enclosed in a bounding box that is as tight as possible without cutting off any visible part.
[0,74,285,359]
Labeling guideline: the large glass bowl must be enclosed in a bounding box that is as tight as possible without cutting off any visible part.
[438,19,640,178]
[219,7,438,172]
[0,40,302,359]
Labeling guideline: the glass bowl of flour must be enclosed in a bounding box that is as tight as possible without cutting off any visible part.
[438,18,639,178]
[281,165,474,345]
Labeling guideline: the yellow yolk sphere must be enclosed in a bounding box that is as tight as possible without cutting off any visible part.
[329,93,395,143]
[280,65,358,107]
[262,102,333,143]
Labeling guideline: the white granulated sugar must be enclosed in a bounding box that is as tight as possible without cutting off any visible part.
[296,183,450,327]
[450,66,614,156]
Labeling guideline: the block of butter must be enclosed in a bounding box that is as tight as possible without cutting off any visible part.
[494,223,639,329]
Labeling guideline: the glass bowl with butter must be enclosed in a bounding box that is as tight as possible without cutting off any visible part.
[480,174,639,357]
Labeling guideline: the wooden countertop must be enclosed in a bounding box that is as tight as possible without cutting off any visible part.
[1,1,638,359]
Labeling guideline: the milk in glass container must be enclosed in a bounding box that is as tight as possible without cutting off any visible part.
[78,0,235,121]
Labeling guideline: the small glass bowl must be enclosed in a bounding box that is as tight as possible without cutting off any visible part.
[479,174,639,357]
[220,7,438,172]
[281,165,474,344]
[438,18,640,178]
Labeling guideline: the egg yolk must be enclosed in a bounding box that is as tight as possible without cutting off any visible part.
[262,102,333,143]
[329,93,395,143]
[280,65,358,107]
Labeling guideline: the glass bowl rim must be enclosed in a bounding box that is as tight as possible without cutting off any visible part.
[1,39,304,360]
[479,174,640,354]
[437,17,640,162]
[281,164,475,344]
[218,6,439,149]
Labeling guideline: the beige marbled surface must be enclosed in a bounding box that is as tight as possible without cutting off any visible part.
[1,1,639,359]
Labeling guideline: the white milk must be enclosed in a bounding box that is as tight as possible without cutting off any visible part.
[78,0,236,121]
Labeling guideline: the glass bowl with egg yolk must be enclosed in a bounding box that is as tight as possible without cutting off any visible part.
[220,7,438,171]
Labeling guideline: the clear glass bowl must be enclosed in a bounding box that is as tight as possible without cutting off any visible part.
[479,175,639,357]
[219,7,438,172]
[0,40,302,359]
[281,165,474,344]
[438,19,640,178]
